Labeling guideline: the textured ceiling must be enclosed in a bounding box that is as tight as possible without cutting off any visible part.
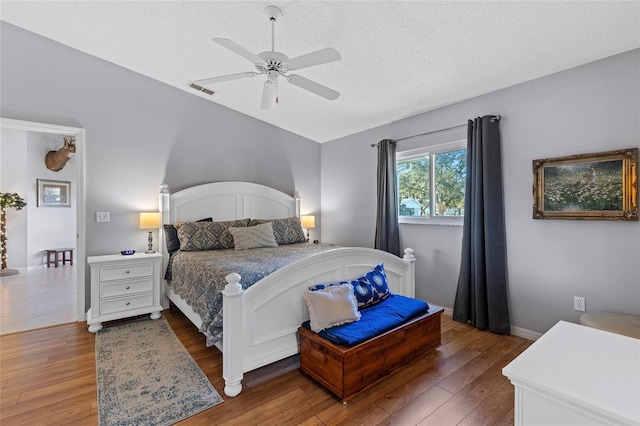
[2,1,639,143]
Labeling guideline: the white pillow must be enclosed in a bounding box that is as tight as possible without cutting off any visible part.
[302,284,361,333]
[228,222,278,250]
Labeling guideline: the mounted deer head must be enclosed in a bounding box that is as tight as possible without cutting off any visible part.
[45,136,76,172]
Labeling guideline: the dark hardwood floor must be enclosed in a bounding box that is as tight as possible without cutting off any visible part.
[0,308,531,425]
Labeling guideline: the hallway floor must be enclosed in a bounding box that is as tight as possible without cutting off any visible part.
[0,265,77,335]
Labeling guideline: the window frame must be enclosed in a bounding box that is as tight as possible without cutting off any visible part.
[396,139,467,225]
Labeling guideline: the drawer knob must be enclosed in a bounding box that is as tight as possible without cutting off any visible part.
[125,270,130,274]
[125,302,130,306]
[125,286,130,290]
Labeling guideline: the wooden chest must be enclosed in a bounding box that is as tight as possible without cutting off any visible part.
[298,305,443,402]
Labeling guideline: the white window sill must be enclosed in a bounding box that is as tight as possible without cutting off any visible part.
[399,217,463,226]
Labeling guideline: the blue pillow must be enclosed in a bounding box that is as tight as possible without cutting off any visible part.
[309,263,391,309]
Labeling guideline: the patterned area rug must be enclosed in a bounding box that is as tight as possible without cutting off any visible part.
[96,316,223,426]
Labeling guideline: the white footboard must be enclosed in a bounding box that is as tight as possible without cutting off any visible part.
[221,247,416,397]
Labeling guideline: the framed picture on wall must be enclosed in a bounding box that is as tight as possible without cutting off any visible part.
[532,148,638,221]
[37,179,71,207]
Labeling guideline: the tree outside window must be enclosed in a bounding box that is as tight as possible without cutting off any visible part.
[397,143,466,221]
[434,149,466,216]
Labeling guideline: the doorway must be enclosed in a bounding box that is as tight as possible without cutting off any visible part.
[0,118,85,333]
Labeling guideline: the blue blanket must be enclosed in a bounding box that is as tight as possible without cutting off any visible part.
[302,294,430,346]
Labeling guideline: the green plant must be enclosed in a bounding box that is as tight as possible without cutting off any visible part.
[0,193,27,210]
[1,192,27,270]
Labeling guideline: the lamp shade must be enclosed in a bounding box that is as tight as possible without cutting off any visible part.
[300,215,316,229]
[139,212,162,230]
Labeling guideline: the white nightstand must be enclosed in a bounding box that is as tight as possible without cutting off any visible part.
[87,252,163,333]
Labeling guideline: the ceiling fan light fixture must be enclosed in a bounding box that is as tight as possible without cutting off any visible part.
[192,4,340,109]
[261,79,278,110]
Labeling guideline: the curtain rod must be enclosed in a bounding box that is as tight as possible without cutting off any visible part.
[370,115,502,147]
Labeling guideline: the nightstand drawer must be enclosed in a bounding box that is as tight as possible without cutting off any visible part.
[100,293,154,315]
[99,263,154,282]
[100,277,154,298]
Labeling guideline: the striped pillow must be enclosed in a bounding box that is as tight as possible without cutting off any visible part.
[228,222,278,250]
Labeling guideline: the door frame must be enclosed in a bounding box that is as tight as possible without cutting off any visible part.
[0,117,86,321]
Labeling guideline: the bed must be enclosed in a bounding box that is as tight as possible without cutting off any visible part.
[159,181,417,397]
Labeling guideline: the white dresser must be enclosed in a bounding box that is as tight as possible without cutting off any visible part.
[87,252,163,332]
[503,320,640,425]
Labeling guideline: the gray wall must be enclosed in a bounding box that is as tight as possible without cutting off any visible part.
[322,49,640,335]
[1,22,322,309]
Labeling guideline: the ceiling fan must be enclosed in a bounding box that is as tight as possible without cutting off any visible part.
[189,5,341,110]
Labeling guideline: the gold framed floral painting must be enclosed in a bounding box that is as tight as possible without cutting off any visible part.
[533,148,638,221]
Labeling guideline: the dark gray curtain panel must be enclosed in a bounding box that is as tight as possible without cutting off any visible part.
[375,139,401,256]
[453,116,511,334]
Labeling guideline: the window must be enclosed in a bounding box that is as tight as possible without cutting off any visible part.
[397,140,466,224]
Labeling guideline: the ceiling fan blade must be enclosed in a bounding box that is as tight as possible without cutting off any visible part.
[287,75,340,101]
[213,38,266,65]
[193,72,257,86]
[261,80,278,110]
[286,48,341,71]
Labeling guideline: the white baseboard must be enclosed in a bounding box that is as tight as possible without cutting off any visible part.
[439,305,541,340]
[510,325,542,341]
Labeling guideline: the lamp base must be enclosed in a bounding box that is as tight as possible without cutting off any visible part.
[0,268,19,277]
[146,231,154,254]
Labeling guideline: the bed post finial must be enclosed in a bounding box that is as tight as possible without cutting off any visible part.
[224,272,242,292]
[403,248,415,262]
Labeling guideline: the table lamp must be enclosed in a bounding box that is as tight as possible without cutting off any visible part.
[300,215,315,242]
[139,212,162,253]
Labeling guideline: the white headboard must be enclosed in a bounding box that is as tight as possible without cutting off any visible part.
[160,181,300,224]
[159,181,301,262]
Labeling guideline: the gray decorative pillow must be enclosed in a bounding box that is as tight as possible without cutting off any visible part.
[164,217,212,255]
[228,222,278,250]
[175,219,250,251]
[249,216,307,245]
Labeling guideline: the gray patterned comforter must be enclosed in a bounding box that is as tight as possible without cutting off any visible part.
[167,243,337,346]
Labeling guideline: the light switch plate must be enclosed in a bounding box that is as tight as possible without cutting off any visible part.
[96,212,110,223]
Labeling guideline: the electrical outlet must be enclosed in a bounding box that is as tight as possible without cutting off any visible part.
[574,296,585,312]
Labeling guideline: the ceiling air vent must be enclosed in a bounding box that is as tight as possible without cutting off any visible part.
[189,82,215,95]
